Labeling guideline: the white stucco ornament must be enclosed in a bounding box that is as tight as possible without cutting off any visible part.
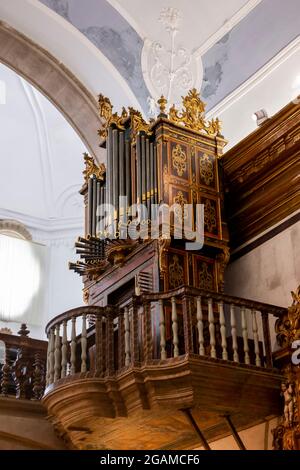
[142,7,203,109]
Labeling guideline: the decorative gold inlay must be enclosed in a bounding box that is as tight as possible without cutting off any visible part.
[169,88,221,136]
[199,262,213,290]
[174,191,188,221]
[204,199,217,233]
[200,153,214,186]
[169,255,184,288]
[172,144,187,177]
[83,153,106,182]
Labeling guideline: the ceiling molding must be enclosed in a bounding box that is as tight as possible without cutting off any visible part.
[206,35,300,120]
[55,184,83,218]
[194,0,262,58]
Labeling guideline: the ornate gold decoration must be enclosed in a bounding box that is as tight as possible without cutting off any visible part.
[98,94,128,139]
[216,247,230,292]
[128,107,152,144]
[204,199,217,233]
[158,237,171,279]
[198,262,213,290]
[172,144,187,177]
[174,191,188,221]
[200,153,214,186]
[276,286,300,348]
[83,290,89,305]
[169,255,184,288]
[83,153,106,182]
[157,95,167,115]
[169,88,221,136]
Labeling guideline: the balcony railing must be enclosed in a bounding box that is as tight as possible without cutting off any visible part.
[44,287,286,390]
[0,324,47,399]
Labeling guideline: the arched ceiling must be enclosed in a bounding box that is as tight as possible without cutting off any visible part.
[0,62,85,229]
[0,0,300,149]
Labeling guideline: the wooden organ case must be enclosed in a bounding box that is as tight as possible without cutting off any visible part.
[69,89,230,308]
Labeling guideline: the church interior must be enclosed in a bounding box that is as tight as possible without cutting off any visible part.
[0,0,299,451]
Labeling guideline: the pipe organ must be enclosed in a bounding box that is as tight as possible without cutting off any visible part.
[70,89,230,303]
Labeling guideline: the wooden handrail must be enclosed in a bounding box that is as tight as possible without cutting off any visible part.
[45,305,115,335]
[141,285,287,317]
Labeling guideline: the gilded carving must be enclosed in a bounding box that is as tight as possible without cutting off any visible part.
[83,153,106,182]
[169,255,184,288]
[200,153,214,186]
[275,286,300,348]
[98,94,152,143]
[198,262,213,290]
[172,144,187,177]
[169,88,221,136]
[98,94,128,139]
[128,107,152,144]
[204,199,217,233]
[158,237,171,279]
[216,247,230,292]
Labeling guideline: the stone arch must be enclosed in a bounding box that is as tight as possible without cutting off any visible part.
[0,21,104,163]
[0,219,32,241]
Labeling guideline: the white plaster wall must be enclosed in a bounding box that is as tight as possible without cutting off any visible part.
[225,221,300,308]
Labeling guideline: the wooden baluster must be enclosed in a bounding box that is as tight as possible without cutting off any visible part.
[95,314,103,376]
[54,324,61,382]
[241,307,250,365]
[261,312,273,368]
[208,298,216,358]
[171,297,179,357]
[143,301,153,362]
[182,295,194,354]
[230,304,239,362]
[32,352,44,400]
[49,328,55,384]
[219,301,228,360]
[251,310,261,367]
[106,309,114,376]
[159,299,167,360]
[70,317,76,375]
[124,306,131,366]
[130,299,140,365]
[196,297,205,356]
[61,320,68,378]
[118,312,125,370]
[81,314,87,373]
[46,334,51,386]
[1,354,10,396]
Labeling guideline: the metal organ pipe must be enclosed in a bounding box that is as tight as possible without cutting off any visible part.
[119,131,125,224]
[112,129,119,230]
[88,176,93,236]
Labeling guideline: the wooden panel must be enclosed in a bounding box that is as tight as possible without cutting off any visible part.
[223,100,300,249]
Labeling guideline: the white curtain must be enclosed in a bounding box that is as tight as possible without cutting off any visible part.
[0,234,48,325]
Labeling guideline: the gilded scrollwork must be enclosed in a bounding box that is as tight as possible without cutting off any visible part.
[198,262,214,291]
[276,286,300,348]
[169,88,221,136]
[83,153,106,182]
[172,144,187,177]
[173,190,188,221]
[200,153,214,186]
[204,199,217,233]
[169,254,184,288]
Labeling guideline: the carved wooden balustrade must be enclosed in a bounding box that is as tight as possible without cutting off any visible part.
[44,287,286,388]
[42,288,287,449]
[0,325,47,400]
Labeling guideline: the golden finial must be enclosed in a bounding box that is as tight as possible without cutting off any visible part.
[157,95,168,116]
